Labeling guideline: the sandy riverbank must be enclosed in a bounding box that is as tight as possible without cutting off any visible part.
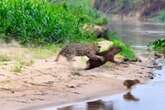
[0,52,153,110]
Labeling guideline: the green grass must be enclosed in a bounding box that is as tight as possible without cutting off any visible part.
[151,38,165,49]
[0,0,136,62]
[112,39,136,60]
[149,38,165,55]
[94,16,108,25]
[104,31,136,60]
[0,0,104,44]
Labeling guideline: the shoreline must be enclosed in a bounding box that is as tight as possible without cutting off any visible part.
[0,54,153,110]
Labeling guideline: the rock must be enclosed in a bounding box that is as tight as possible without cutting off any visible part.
[82,24,108,39]
[97,40,113,52]
[114,54,125,63]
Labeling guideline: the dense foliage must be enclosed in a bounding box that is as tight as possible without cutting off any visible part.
[0,0,136,60]
[150,38,165,55]
[151,38,165,49]
[0,0,104,44]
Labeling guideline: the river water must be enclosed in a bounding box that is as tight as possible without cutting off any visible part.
[23,21,165,110]
[110,21,165,47]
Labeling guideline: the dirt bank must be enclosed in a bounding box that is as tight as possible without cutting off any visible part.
[0,50,153,110]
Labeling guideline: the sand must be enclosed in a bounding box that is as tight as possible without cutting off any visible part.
[0,53,153,110]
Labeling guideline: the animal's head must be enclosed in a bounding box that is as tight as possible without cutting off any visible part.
[110,46,122,53]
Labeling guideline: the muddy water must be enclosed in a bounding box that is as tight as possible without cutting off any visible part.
[109,21,164,55]
[23,21,165,110]
[110,21,165,47]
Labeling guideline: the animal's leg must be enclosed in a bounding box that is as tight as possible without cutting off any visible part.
[87,53,104,62]
[65,54,75,62]
[67,60,80,75]
[55,53,61,62]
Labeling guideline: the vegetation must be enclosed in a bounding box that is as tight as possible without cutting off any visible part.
[150,38,165,50]
[113,39,136,60]
[0,0,104,44]
[12,58,34,73]
[12,62,24,73]
[0,44,35,73]
[0,0,136,66]
[106,32,136,60]
[150,38,165,55]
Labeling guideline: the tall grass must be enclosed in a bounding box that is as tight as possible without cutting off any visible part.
[0,0,136,60]
[0,0,102,44]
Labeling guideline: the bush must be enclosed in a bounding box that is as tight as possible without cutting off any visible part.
[109,32,136,60]
[151,38,165,49]
[0,0,103,44]
[149,38,165,55]
[112,39,136,60]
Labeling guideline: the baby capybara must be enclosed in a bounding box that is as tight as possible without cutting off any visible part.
[123,79,140,89]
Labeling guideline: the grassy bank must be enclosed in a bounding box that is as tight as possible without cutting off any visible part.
[0,0,136,63]
[0,0,106,44]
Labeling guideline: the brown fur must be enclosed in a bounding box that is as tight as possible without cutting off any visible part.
[123,79,140,89]
[55,43,103,62]
[85,46,122,70]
